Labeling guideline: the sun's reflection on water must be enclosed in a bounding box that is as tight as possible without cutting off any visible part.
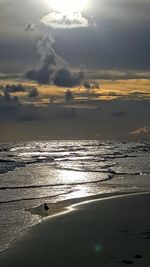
[60,170,86,184]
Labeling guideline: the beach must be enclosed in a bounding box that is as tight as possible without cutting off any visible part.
[0,140,150,254]
[1,0,150,264]
[0,192,150,266]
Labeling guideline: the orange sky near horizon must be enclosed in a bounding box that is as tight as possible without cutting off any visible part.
[0,78,150,103]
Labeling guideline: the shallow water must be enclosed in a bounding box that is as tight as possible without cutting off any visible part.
[0,140,150,252]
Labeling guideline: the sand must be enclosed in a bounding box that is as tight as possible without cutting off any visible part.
[0,192,150,266]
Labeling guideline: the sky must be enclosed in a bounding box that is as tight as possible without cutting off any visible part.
[0,0,150,140]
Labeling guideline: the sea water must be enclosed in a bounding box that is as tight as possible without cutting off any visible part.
[0,140,150,252]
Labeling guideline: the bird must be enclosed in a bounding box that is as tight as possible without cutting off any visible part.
[44,203,49,211]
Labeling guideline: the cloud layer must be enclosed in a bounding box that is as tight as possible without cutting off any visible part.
[0,91,150,140]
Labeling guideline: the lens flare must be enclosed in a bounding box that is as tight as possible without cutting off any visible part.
[50,0,88,14]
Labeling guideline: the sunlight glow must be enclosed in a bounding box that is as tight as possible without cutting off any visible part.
[49,0,88,15]
[60,170,85,184]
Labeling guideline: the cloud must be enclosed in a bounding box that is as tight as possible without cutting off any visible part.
[4,84,26,94]
[1,0,150,74]
[28,87,39,98]
[3,84,39,98]
[83,82,100,90]
[64,89,74,102]
[0,85,150,139]
[25,35,84,87]
[0,93,21,121]
[0,93,39,122]
[40,11,89,29]
[87,69,150,80]
[24,22,35,33]
[54,68,84,87]
[131,126,150,135]
[25,35,61,84]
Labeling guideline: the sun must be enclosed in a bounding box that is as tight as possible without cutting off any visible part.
[49,0,88,15]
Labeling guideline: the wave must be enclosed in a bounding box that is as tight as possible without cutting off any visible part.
[0,190,75,205]
[54,166,116,173]
[0,141,150,177]
[0,175,113,192]
[0,161,25,174]
[0,184,70,190]
[113,171,150,176]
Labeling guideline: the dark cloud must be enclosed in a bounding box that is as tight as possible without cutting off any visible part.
[24,22,35,34]
[28,87,39,98]
[25,35,56,84]
[25,35,84,87]
[0,93,21,121]
[54,68,84,87]
[64,89,74,102]
[83,82,100,89]
[2,84,39,98]
[25,67,52,84]
[4,84,26,94]
[0,93,39,122]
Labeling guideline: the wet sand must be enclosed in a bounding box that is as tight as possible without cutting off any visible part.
[0,192,150,266]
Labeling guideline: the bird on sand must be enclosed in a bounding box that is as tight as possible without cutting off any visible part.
[44,203,49,211]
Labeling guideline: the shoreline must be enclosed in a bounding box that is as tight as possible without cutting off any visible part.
[0,190,149,255]
[0,191,150,266]
[27,189,149,220]
[0,192,150,267]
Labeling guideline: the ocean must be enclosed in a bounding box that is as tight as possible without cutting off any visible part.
[0,140,150,253]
